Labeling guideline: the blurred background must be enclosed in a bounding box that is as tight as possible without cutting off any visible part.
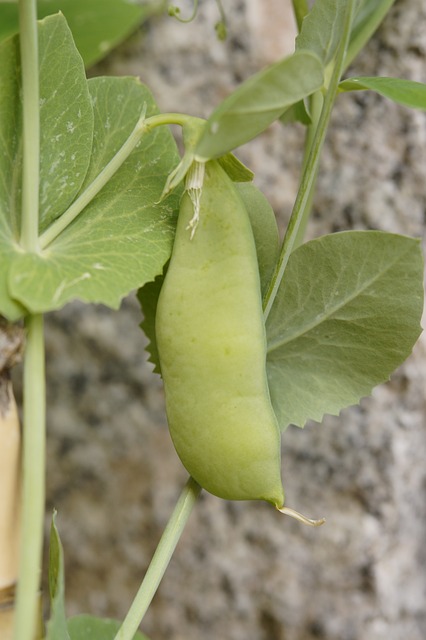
[18,1,426,639]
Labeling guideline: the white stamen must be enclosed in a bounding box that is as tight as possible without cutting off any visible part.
[185,161,205,239]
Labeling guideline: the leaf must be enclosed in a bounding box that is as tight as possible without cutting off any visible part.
[217,153,254,182]
[339,76,426,111]
[292,0,309,31]
[266,231,424,429]
[38,14,94,231]
[45,511,70,640]
[0,0,155,68]
[195,50,324,160]
[137,271,166,375]
[279,99,312,125]
[345,0,396,70]
[234,182,280,299]
[0,13,93,320]
[0,31,26,320]
[8,77,180,314]
[67,615,150,640]
[0,4,18,44]
[296,0,349,65]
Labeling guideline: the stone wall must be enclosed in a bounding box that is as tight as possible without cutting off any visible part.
[38,2,426,639]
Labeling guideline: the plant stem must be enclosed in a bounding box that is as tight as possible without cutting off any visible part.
[344,0,396,71]
[13,315,45,640]
[39,112,195,249]
[293,90,324,249]
[114,477,202,640]
[13,3,44,639]
[263,0,357,321]
[18,0,40,253]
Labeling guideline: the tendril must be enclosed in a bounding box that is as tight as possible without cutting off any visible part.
[214,0,227,40]
[168,0,199,23]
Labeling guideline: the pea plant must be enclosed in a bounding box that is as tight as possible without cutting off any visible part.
[0,0,425,639]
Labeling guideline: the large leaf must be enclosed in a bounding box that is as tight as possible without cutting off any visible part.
[45,511,70,640]
[0,13,93,320]
[67,615,150,640]
[339,76,426,111]
[296,0,350,65]
[195,50,324,160]
[266,231,424,429]
[0,31,25,320]
[8,76,180,314]
[0,4,18,43]
[0,0,154,68]
[38,14,94,230]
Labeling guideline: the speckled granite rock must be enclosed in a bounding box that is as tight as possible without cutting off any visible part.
[34,2,426,639]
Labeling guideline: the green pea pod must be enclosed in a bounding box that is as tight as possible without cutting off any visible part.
[156,159,284,507]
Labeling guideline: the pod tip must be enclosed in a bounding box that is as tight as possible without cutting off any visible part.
[276,505,326,527]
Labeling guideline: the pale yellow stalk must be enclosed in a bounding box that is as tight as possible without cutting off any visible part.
[0,380,21,588]
[0,321,23,639]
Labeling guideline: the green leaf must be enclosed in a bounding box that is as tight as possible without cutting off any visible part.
[291,0,309,32]
[0,13,93,320]
[339,76,426,111]
[8,77,180,314]
[38,14,94,231]
[67,615,150,640]
[266,231,424,429]
[279,99,312,125]
[217,153,254,182]
[46,511,70,640]
[138,271,166,375]
[0,30,26,320]
[296,0,350,65]
[195,50,324,160]
[0,4,19,43]
[234,182,280,299]
[0,0,156,68]
[345,0,396,69]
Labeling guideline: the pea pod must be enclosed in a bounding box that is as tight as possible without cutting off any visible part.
[156,160,284,506]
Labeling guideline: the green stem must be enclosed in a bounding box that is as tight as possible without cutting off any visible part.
[18,0,40,252]
[13,315,45,640]
[344,0,396,71]
[293,90,324,249]
[114,477,202,640]
[263,0,357,321]
[39,112,195,249]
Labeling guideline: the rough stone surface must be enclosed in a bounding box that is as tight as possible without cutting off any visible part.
[28,2,426,639]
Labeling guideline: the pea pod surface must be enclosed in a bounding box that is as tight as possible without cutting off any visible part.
[156,160,284,506]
